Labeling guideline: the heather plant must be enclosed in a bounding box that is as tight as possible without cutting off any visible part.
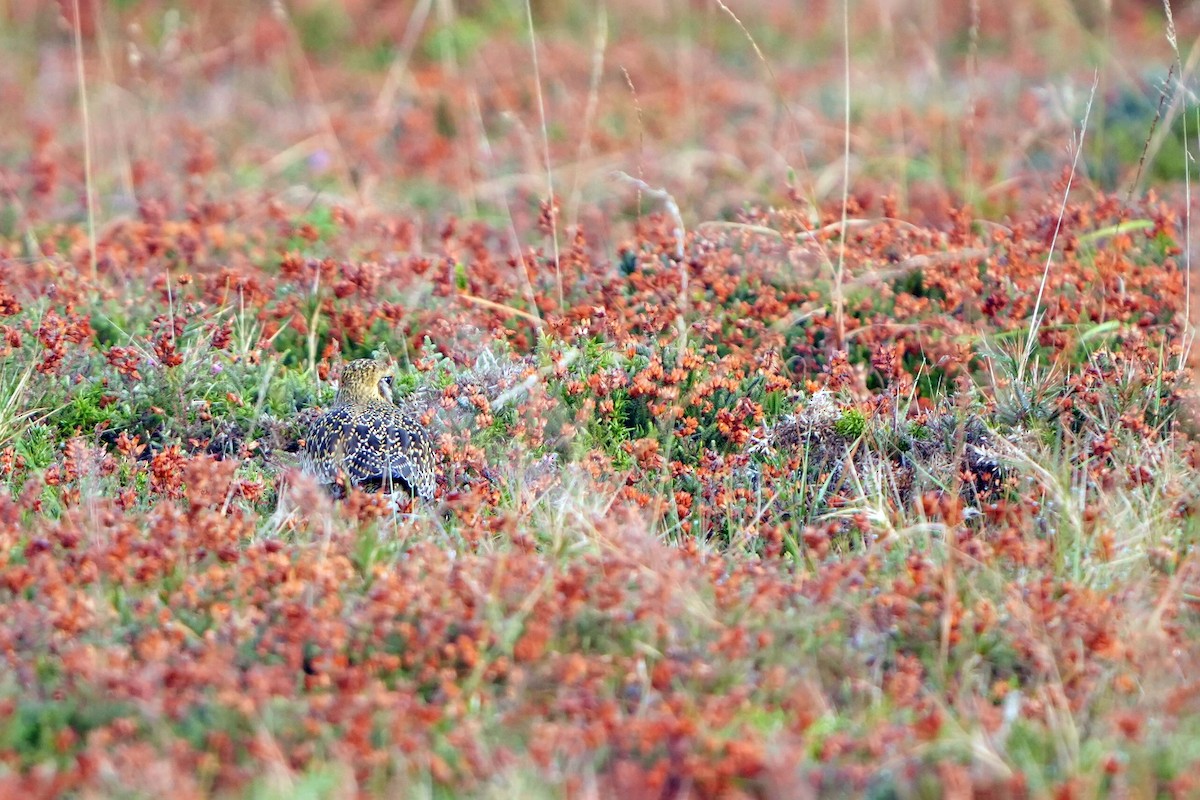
[0,0,1199,797]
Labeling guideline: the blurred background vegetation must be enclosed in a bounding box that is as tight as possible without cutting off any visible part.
[0,0,1193,236]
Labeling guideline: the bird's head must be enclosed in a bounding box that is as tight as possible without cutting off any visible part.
[335,359,394,405]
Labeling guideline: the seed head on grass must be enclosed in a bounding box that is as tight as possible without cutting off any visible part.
[302,359,436,500]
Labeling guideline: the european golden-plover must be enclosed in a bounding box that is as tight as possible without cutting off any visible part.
[302,359,436,499]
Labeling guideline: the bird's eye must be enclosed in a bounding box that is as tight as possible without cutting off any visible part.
[383,376,394,385]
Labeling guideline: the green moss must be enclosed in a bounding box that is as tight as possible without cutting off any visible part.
[834,407,867,438]
[15,424,55,471]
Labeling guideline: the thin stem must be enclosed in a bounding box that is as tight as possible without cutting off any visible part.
[71,0,98,282]
[523,0,563,310]
[1020,72,1098,382]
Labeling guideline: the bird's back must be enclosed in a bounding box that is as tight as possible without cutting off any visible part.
[304,400,436,499]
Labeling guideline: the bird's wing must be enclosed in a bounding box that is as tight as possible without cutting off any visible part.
[379,409,437,499]
[304,405,436,498]
[337,409,390,486]
[302,406,356,484]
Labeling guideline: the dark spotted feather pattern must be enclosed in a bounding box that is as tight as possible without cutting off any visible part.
[302,360,436,499]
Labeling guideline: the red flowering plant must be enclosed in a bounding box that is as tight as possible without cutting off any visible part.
[0,0,1199,796]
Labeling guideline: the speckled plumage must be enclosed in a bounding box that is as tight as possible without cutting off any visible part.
[302,360,436,499]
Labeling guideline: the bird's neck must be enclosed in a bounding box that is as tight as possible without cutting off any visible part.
[338,393,387,407]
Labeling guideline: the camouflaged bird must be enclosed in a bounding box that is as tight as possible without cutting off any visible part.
[302,359,436,499]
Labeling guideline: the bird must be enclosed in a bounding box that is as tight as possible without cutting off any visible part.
[302,359,436,500]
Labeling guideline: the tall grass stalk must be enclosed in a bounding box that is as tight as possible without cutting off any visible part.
[523,0,564,309]
[70,0,98,282]
[1019,72,1098,383]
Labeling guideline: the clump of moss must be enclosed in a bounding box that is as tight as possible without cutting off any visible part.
[834,407,867,438]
